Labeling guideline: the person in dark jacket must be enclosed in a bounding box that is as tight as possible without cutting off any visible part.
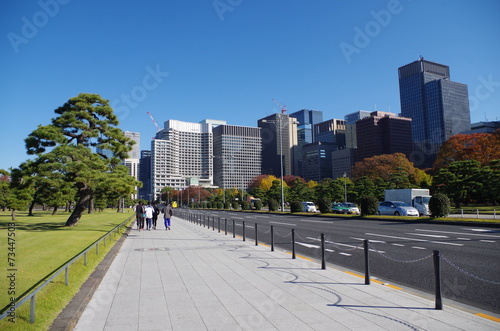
[162,203,173,230]
[135,201,145,231]
[152,203,160,230]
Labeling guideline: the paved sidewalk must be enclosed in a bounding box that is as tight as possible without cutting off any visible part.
[74,216,499,331]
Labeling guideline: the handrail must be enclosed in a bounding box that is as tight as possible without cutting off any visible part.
[0,215,134,324]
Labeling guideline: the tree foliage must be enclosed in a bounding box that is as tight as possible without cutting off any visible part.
[433,130,500,170]
[429,193,451,217]
[352,153,419,184]
[23,93,138,226]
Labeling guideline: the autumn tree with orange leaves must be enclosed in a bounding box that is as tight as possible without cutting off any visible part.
[433,129,500,170]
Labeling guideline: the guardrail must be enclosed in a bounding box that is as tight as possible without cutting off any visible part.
[0,215,134,324]
[177,210,499,311]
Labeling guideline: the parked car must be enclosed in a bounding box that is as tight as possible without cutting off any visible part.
[377,201,419,217]
[331,202,360,214]
[302,201,317,213]
[342,202,360,215]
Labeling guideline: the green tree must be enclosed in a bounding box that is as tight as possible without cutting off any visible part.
[433,160,482,208]
[288,178,313,202]
[24,93,136,226]
[429,193,451,217]
[353,176,376,200]
[314,178,343,202]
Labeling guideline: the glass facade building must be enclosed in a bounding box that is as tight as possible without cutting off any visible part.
[398,58,470,167]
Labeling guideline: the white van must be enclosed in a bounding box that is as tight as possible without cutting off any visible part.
[302,202,317,213]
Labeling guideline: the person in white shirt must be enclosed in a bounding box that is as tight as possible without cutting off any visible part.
[144,202,155,231]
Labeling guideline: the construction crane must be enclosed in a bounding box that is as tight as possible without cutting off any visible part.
[147,111,161,132]
[272,98,287,114]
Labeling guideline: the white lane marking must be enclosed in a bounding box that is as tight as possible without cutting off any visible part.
[392,243,405,247]
[480,240,495,243]
[297,242,320,249]
[339,252,352,256]
[350,237,386,244]
[457,238,471,241]
[407,233,449,238]
[307,237,385,253]
[326,249,335,253]
[412,246,426,250]
[232,216,245,219]
[365,233,463,246]
[415,229,500,238]
[469,229,492,232]
[270,221,296,227]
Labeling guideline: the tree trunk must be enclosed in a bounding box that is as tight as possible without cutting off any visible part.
[88,196,94,214]
[11,209,16,221]
[52,205,58,215]
[65,187,92,226]
[28,201,35,216]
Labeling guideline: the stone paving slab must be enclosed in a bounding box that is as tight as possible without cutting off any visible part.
[74,216,500,331]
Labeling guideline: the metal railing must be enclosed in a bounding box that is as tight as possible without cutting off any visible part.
[0,215,134,324]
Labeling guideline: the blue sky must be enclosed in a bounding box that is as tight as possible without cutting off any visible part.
[1,0,499,171]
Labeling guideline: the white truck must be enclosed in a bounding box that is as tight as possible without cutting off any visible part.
[384,189,431,216]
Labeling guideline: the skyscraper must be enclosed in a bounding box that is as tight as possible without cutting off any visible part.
[289,109,323,177]
[123,131,140,199]
[398,57,471,167]
[258,113,299,177]
[213,124,262,193]
[356,111,413,162]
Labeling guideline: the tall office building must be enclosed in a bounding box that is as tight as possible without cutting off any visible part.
[398,57,471,167]
[289,109,323,177]
[151,120,219,200]
[213,125,262,192]
[258,113,299,177]
[302,141,337,182]
[138,150,151,200]
[344,110,371,149]
[356,111,413,162]
[314,119,346,147]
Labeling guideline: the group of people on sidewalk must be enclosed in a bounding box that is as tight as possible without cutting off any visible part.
[134,202,173,231]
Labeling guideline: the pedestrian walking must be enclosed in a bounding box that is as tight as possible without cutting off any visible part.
[135,201,145,231]
[162,203,173,230]
[152,203,160,230]
[145,202,154,231]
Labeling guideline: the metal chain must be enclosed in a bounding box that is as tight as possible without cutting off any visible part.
[368,243,433,263]
[274,229,291,238]
[441,254,500,285]
[294,232,313,242]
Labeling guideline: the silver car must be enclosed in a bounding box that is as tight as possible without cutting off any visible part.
[378,201,419,217]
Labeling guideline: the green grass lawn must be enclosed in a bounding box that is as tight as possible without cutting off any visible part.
[0,209,134,331]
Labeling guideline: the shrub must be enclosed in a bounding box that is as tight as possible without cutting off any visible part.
[318,198,331,214]
[231,201,240,210]
[268,199,279,211]
[254,200,262,210]
[429,193,451,217]
[241,201,250,210]
[217,202,223,209]
[224,201,231,209]
[361,196,378,216]
[290,201,302,213]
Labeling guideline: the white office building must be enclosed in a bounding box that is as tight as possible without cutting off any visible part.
[151,120,219,199]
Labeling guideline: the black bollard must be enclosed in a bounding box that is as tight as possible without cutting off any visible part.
[243,221,246,241]
[292,229,296,259]
[433,250,443,310]
[271,225,274,252]
[321,233,326,270]
[364,240,370,285]
[255,223,258,246]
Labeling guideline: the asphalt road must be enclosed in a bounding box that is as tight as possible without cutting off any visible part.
[181,210,500,315]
